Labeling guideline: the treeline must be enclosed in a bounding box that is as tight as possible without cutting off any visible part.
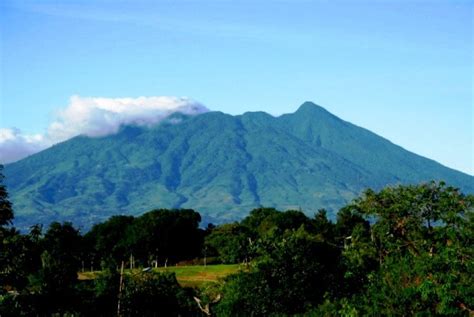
[85,209,205,269]
[204,183,474,316]
[1,162,473,315]
[0,208,206,315]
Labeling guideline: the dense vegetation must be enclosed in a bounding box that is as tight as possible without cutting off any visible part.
[1,164,473,316]
[5,102,473,231]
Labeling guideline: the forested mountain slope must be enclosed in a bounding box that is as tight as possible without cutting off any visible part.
[5,102,473,229]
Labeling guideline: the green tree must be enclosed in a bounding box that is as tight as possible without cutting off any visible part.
[311,209,336,242]
[241,207,312,238]
[92,263,121,315]
[124,209,203,266]
[39,222,82,292]
[0,164,17,292]
[204,223,252,264]
[216,227,342,316]
[0,165,13,227]
[121,271,195,316]
[346,182,474,315]
[334,206,376,297]
[85,215,134,267]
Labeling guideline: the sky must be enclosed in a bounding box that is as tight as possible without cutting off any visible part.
[0,0,472,174]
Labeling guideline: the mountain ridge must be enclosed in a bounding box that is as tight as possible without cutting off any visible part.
[4,102,473,230]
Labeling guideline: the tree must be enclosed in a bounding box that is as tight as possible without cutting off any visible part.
[241,207,311,238]
[216,227,342,315]
[121,271,195,316]
[204,223,251,264]
[0,165,13,227]
[123,209,203,266]
[0,164,16,292]
[85,215,135,268]
[85,209,204,269]
[345,182,474,315]
[311,209,336,242]
[39,222,82,291]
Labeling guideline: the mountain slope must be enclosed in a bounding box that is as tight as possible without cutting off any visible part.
[4,102,473,230]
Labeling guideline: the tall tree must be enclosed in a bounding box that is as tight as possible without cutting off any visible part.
[0,164,13,227]
[121,271,195,316]
[345,182,474,315]
[0,164,15,292]
[40,222,82,290]
[204,223,251,264]
[216,227,342,316]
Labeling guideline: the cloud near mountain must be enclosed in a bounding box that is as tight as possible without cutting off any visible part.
[0,96,209,164]
[0,128,48,164]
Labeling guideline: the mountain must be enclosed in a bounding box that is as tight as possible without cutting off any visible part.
[4,102,473,230]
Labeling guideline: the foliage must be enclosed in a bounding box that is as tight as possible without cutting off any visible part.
[216,227,343,315]
[120,271,196,316]
[0,165,19,292]
[1,177,473,316]
[85,215,134,267]
[36,222,82,295]
[204,222,252,263]
[92,264,121,314]
[86,209,204,269]
[0,165,13,227]
[213,181,474,316]
[0,227,42,291]
[343,182,474,315]
[124,209,203,265]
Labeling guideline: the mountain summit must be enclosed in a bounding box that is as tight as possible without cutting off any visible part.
[295,101,330,114]
[5,102,473,229]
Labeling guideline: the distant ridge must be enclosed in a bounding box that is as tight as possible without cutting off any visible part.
[5,102,473,230]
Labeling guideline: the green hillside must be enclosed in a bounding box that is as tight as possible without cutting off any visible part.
[4,102,473,230]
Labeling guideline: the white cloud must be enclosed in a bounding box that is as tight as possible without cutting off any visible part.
[0,96,209,164]
[0,128,49,164]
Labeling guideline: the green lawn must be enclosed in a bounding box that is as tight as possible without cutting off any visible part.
[156,264,241,287]
[78,264,242,288]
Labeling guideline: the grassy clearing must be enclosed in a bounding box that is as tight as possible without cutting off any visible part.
[78,264,242,288]
[157,264,242,287]
[78,271,98,280]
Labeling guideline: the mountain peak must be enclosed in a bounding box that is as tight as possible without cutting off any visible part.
[295,101,329,115]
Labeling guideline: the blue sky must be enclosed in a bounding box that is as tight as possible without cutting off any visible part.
[0,0,472,174]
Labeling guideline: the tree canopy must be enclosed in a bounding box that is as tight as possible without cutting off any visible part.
[0,179,472,316]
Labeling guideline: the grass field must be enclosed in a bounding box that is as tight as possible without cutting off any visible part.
[156,264,242,287]
[78,264,242,288]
